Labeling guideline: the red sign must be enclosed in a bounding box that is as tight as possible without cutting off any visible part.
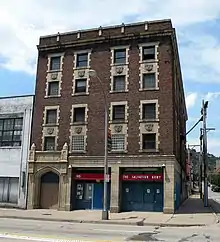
[75,173,111,181]
[121,174,163,181]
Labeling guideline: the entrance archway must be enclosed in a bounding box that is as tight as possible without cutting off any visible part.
[40,171,59,209]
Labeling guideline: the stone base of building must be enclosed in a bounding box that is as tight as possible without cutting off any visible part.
[27,148,185,214]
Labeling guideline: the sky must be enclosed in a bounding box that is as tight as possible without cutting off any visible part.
[0,0,220,156]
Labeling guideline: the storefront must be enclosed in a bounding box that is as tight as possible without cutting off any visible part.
[121,168,164,212]
[72,170,111,210]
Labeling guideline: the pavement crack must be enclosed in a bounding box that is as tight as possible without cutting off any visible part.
[177,233,198,242]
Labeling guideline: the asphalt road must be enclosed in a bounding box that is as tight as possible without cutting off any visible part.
[209,186,220,203]
[0,218,220,242]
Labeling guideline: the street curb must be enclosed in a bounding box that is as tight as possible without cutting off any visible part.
[0,215,206,227]
[209,202,220,224]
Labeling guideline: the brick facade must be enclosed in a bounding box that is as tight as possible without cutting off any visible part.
[28,19,187,213]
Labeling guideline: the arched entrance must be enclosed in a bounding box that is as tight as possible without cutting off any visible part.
[40,171,59,209]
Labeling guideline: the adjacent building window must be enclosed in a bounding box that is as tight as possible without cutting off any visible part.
[73,107,85,122]
[76,53,88,68]
[44,137,56,151]
[46,109,57,124]
[112,105,125,121]
[113,76,125,91]
[142,46,155,60]
[142,103,156,120]
[112,134,125,151]
[72,135,85,152]
[48,81,59,96]
[143,73,156,89]
[0,177,19,204]
[75,79,87,93]
[142,133,156,150]
[114,49,126,64]
[50,56,61,71]
[0,118,23,147]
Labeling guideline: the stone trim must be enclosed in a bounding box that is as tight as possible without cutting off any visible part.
[41,106,60,151]
[72,69,90,96]
[45,53,64,98]
[139,99,160,152]
[70,104,88,124]
[43,106,60,125]
[109,101,128,123]
[138,42,159,91]
[109,123,128,152]
[139,99,159,121]
[73,49,92,69]
[47,53,65,72]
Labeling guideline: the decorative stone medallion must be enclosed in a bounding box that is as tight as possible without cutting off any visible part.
[47,127,54,135]
[114,125,123,133]
[51,73,58,80]
[145,124,154,132]
[144,64,153,72]
[78,70,85,78]
[75,126,82,134]
[116,66,124,74]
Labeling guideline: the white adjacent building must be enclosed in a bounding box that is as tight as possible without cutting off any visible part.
[0,95,34,209]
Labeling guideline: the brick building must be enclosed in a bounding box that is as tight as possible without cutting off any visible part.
[27,19,188,213]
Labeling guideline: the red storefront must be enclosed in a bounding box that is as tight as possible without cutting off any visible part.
[72,170,111,210]
[121,169,164,212]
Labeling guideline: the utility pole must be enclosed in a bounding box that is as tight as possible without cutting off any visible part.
[199,128,203,199]
[201,100,208,207]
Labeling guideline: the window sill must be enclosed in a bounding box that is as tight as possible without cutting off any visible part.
[110,120,128,124]
[73,67,89,70]
[139,88,159,91]
[43,124,59,127]
[47,70,62,73]
[44,95,61,98]
[70,122,87,126]
[139,59,158,64]
[110,90,128,94]
[110,63,129,67]
[139,149,159,153]
[72,93,89,97]
[0,146,21,149]
[139,119,159,123]
[109,150,128,154]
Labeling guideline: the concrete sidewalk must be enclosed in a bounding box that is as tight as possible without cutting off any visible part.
[0,195,218,227]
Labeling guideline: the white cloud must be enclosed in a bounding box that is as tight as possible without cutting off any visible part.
[204,92,220,101]
[186,92,198,109]
[1,0,220,74]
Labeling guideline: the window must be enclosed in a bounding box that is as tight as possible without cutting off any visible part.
[142,103,156,120]
[113,76,125,91]
[75,79,87,93]
[142,134,156,150]
[72,135,85,151]
[48,81,59,96]
[46,109,57,124]
[50,56,61,71]
[143,73,156,89]
[112,105,125,121]
[142,46,155,60]
[0,118,23,147]
[0,177,19,203]
[44,137,56,151]
[76,53,88,68]
[114,49,126,64]
[112,134,125,151]
[73,107,85,122]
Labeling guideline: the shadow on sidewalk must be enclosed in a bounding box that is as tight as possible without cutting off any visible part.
[209,199,220,214]
[175,197,213,214]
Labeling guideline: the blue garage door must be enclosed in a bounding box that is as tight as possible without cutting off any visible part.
[122,182,163,212]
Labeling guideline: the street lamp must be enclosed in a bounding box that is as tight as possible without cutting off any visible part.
[88,69,109,220]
